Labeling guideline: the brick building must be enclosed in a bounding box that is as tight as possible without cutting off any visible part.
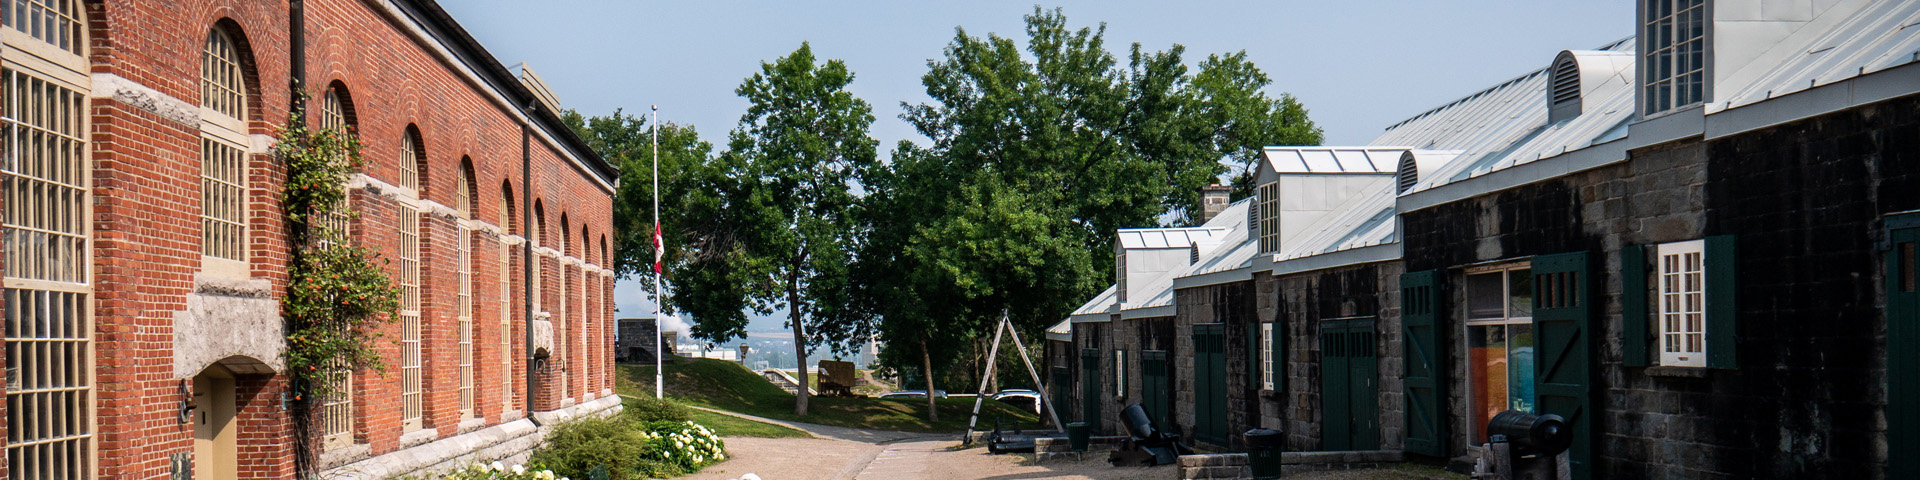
[1,0,620,478]
[1056,1,1920,478]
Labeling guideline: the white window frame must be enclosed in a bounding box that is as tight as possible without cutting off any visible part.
[5,5,97,473]
[456,175,474,419]
[1257,181,1281,254]
[500,193,515,413]
[1113,349,1126,398]
[199,27,251,278]
[1462,262,1534,444]
[1640,0,1708,117]
[1261,322,1275,390]
[397,133,424,432]
[1658,240,1707,367]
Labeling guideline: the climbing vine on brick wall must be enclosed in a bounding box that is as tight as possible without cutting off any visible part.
[278,102,400,399]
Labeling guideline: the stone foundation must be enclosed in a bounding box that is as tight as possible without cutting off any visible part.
[1177,453,1251,480]
[1033,435,1127,463]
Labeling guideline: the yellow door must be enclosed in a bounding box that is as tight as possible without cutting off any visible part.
[193,365,238,480]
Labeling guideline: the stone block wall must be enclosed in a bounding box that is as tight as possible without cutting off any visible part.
[1173,280,1257,450]
[1268,262,1404,452]
[1177,453,1251,480]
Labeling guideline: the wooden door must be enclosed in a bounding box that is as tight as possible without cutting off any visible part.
[1401,270,1445,457]
[1888,224,1920,478]
[1532,252,1592,480]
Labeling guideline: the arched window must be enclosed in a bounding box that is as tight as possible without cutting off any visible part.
[456,160,475,418]
[499,183,516,412]
[558,214,571,396]
[319,84,355,132]
[397,128,425,431]
[200,27,252,274]
[4,1,95,476]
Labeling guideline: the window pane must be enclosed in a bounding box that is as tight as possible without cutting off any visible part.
[1469,325,1508,443]
[1507,324,1535,413]
[1508,269,1533,318]
[1467,272,1505,320]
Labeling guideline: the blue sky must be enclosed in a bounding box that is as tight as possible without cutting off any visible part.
[439,1,1635,334]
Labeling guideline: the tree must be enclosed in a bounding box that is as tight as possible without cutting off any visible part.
[715,43,880,416]
[835,7,1322,420]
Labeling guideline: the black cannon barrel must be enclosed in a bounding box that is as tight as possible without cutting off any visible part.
[1121,403,1159,439]
[1488,410,1571,456]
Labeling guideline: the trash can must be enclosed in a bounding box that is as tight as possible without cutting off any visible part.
[1244,428,1284,479]
[1067,422,1091,452]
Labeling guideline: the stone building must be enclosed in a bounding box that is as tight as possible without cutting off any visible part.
[0,0,620,478]
[1056,1,1920,478]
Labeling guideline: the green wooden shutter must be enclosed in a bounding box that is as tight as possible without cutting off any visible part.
[1705,235,1738,369]
[1400,270,1446,457]
[1352,319,1381,450]
[1082,348,1102,434]
[1321,319,1352,450]
[1192,324,1228,445]
[1272,320,1286,394]
[1533,252,1593,480]
[1886,225,1920,479]
[1621,245,1650,367]
[1143,351,1169,424]
[1247,322,1263,388]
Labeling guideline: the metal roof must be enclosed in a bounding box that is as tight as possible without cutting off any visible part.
[1119,200,1252,314]
[1277,184,1398,261]
[1116,227,1229,249]
[1046,319,1072,342]
[1261,147,1406,174]
[1714,1,1920,113]
[1069,285,1117,323]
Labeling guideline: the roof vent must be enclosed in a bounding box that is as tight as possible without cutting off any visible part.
[1397,152,1419,194]
[1190,243,1201,265]
[1548,52,1582,123]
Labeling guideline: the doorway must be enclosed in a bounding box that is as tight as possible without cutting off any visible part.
[1319,317,1379,450]
[193,364,238,480]
[1887,221,1920,478]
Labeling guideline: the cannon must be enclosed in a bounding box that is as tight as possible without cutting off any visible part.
[1472,410,1571,480]
[1107,403,1192,466]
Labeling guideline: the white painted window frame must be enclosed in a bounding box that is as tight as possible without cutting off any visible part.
[1658,240,1707,367]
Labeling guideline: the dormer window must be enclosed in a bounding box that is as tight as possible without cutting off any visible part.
[1642,0,1706,116]
[1257,182,1281,254]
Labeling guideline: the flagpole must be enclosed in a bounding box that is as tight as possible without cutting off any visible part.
[652,105,663,400]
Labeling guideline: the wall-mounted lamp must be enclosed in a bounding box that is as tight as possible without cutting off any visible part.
[179,380,197,425]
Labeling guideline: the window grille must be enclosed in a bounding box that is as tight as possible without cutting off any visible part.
[399,208,422,430]
[1642,0,1706,115]
[201,29,246,121]
[4,0,84,55]
[457,173,473,417]
[499,191,514,412]
[1658,240,1706,367]
[1261,322,1275,390]
[319,363,353,450]
[399,132,420,193]
[199,138,246,261]
[320,89,346,130]
[1257,182,1281,254]
[3,63,95,479]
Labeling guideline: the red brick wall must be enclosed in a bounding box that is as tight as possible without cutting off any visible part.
[35,0,621,477]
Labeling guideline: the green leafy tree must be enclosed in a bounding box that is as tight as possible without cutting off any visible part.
[703,43,880,416]
[834,7,1321,420]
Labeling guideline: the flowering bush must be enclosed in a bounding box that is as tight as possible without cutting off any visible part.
[527,414,729,480]
[413,461,566,480]
[636,420,728,472]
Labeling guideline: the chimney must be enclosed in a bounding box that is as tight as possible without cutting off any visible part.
[1199,184,1231,222]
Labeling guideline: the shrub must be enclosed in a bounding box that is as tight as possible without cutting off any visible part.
[623,396,691,423]
[633,421,727,476]
[528,416,647,480]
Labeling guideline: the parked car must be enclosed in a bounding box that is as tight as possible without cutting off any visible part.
[879,389,948,399]
[991,389,1043,414]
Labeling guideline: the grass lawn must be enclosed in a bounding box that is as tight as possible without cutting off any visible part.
[687,409,813,438]
[618,359,1040,433]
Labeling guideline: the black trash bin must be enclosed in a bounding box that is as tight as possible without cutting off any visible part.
[1067,422,1091,452]
[1244,428,1284,479]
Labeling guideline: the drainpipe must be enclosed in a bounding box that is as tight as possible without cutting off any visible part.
[290,0,304,108]
[523,108,537,420]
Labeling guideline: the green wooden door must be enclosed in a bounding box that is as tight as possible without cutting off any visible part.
[1193,324,1227,445]
[1532,252,1592,480]
[1320,318,1380,450]
[1142,350,1170,426]
[1082,348,1101,434]
[1320,319,1352,449]
[1052,365,1072,425]
[1889,224,1920,479]
[1401,270,1446,457]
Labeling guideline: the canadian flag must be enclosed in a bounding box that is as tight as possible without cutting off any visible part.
[653,222,664,274]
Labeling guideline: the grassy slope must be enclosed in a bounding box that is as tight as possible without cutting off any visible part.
[687,409,813,439]
[618,359,1039,433]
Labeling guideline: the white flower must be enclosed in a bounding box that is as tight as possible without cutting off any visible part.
[717,453,727,461]
[490,461,506,472]
[512,464,526,474]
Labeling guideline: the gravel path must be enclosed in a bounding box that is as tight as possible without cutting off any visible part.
[680,407,1447,480]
